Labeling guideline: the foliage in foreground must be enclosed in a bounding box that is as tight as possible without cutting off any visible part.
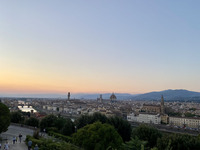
[122,137,147,150]
[75,112,131,141]
[48,131,72,143]
[125,124,200,150]
[0,102,10,133]
[25,117,39,127]
[72,121,123,150]
[40,115,75,136]
[132,124,162,149]
[26,135,81,150]
[157,133,200,150]
[10,111,25,123]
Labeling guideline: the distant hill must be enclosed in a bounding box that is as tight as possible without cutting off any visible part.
[1,89,200,101]
[131,89,200,101]
[0,93,137,100]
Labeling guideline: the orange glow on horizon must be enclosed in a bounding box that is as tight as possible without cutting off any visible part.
[0,70,143,94]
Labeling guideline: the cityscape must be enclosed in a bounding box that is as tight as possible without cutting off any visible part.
[1,1,200,150]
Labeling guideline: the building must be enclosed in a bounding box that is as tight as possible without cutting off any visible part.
[110,93,117,103]
[169,116,200,129]
[68,92,70,100]
[127,112,161,124]
[97,94,103,103]
[127,96,166,125]
[161,115,169,124]
[141,95,165,115]
[141,104,161,113]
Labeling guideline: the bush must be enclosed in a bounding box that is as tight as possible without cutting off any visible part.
[157,133,200,150]
[108,116,131,142]
[48,131,72,142]
[33,130,40,139]
[132,124,162,148]
[40,115,58,131]
[25,117,39,127]
[26,135,43,147]
[26,135,80,150]
[10,111,24,124]
[75,113,132,142]
[61,118,75,136]
[72,122,123,150]
[46,127,59,133]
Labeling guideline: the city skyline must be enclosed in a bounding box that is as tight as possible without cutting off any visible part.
[1,1,200,94]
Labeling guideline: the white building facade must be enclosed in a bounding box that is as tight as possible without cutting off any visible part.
[169,116,200,129]
[127,113,161,124]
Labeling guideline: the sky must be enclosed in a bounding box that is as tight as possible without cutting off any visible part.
[0,1,200,95]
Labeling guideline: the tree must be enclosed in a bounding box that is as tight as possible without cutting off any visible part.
[132,124,162,148]
[40,115,58,131]
[108,116,131,142]
[75,114,92,129]
[75,112,108,129]
[61,118,75,136]
[75,113,131,142]
[54,116,67,131]
[72,122,123,150]
[0,103,10,133]
[157,133,200,150]
[25,117,39,127]
[122,137,147,150]
[91,112,108,124]
[184,112,195,117]
[10,111,24,123]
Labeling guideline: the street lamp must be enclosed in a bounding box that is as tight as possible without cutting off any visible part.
[75,126,77,133]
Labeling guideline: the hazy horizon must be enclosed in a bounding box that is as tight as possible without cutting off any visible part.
[1,1,200,94]
[1,89,200,99]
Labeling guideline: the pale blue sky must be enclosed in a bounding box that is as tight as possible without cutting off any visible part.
[0,1,200,94]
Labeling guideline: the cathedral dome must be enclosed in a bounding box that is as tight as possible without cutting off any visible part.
[110,93,117,100]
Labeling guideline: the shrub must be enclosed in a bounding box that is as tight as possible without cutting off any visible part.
[48,131,72,142]
[25,135,81,150]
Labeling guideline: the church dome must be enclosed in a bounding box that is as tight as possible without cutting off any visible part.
[110,93,117,100]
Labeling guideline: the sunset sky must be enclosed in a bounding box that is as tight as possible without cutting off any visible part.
[1,1,200,95]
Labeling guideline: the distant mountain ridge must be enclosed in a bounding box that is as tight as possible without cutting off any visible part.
[1,89,200,101]
[131,89,200,101]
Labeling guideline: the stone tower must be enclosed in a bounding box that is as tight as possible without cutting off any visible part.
[68,92,70,100]
[160,95,165,115]
[100,94,102,102]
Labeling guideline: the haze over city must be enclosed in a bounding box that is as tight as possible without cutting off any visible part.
[1,1,200,95]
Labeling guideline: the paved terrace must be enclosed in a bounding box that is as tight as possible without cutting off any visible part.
[1,125,34,150]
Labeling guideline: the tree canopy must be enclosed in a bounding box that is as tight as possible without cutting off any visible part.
[10,111,24,123]
[40,114,75,136]
[61,118,75,136]
[108,116,131,142]
[72,122,123,150]
[75,112,131,142]
[132,124,162,148]
[40,114,58,131]
[0,102,10,133]
[157,133,200,150]
[25,117,39,127]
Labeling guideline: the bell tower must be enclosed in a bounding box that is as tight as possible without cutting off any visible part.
[160,95,165,115]
[68,92,70,100]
